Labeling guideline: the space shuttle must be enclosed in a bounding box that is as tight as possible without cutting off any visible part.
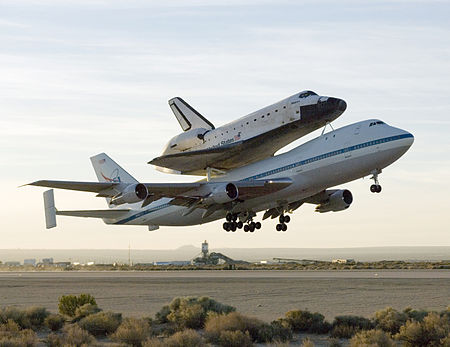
[149,90,347,176]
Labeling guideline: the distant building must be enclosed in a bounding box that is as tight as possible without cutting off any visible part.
[55,262,71,268]
[332,259,355,264]
[5,261,20,266]
[24,259,36,266]
[153,261,191,266]
[42,258,54,264]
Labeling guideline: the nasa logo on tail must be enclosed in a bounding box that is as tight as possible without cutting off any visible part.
[101,168,121,183]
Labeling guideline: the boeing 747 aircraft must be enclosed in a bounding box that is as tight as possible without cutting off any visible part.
[150,91,347,175]
[29,119,413,232]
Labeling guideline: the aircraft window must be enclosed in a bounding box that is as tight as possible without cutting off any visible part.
[299,91,317,98]
[246,122,249,125]
[262,115,265,118]
[254,119,256,121]
[296,110,299,114]
[283,106,286,109]
[267,113,270,116]
[275,110,278,112]
[376,121,384,124]
[226,131,228,133]
[241,124,243,127]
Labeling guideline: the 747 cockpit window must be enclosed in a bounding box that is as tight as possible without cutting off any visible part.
[369,121,385,127]
[299,91,317,98]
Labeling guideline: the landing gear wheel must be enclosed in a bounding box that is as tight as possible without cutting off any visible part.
[230,222,237,232]
[276,224,282,231]
[282,223,287,232]
[255,222,261,230]
[279,215,285,223]
[237,221,243,229]
[249,223,255,232]
[226,213,232,222]
[223,222,230,232]
[370,184,382,193]
[283,215,290,223]
[244,224,249,232]
[232,214,238,221]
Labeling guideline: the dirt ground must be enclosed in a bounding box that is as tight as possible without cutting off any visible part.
[0,270,448,322]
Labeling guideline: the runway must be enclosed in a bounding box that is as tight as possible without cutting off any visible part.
[1,270,448,321]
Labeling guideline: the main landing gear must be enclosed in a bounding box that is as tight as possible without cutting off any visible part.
[276,214,290,232]
[370,169,382,193]
[223,212,261,232]
[222,213,242,232]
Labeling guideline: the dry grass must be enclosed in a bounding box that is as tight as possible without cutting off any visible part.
[78,311,122,337]
[143,329,206,347]
[0,320,38,347]
[350,329,395,347]
[111,317,151,347]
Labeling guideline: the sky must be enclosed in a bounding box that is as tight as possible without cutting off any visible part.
[1,0,449,249]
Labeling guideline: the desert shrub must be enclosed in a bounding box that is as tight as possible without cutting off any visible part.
[143,337,165,347]
[0,306,49,330]
[0,307,29,329]
[403,307,429,322]
[268,320,293,342]
[155,305,171,324]
[373,307,407,334]
[300,337,315,347]
[205,311,273,343]
[143,329,206,347]
[52,324,96,346]
[44,314,65,331]
[283,310,331,334]
[167,303,205,329]
[350,329,395,347]
[150,322,177,337]
[328,337,342,347]
[396,312,449,346]
[158,297,235,329]
[330,315,373,338]
[73,303,101,321]
[218,330,253,347]
[58,294,96,318]
[78,311,121,337]
[24,307,49,329]
[0,320,38,347]
[111,318,150,347]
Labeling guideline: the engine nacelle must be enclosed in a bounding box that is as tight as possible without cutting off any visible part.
[315,189,353,213]
[203,183,239,205]
[165,128,209,153]
[110,183,148,205]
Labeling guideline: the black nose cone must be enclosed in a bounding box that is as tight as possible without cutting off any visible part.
[338,99,347,112]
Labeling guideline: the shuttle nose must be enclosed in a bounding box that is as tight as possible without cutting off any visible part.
[326,97,347,112]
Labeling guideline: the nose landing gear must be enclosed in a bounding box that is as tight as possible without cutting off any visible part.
[370,169,382,193]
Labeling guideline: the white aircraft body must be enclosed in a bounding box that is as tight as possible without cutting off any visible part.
[29,119,413,232]
[150,91,347,175]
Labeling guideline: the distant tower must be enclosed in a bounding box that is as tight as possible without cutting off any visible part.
[202,240,209,259]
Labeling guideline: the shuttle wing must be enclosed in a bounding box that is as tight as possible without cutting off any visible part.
[149,118,323,175]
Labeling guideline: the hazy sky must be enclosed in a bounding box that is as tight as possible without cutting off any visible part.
[1,0,449,249]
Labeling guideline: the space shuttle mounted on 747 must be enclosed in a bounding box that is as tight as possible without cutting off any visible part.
[149,91,347,176]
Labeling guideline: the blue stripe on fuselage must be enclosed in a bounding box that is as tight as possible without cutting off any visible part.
[114,133,413,225]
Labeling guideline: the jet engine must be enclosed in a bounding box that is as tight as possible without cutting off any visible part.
[165,128,209,153]
[315,189,353,213]
[203,183,239,204]
[110,183,148,205]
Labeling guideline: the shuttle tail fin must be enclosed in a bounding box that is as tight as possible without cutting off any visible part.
[169,97,215,131]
